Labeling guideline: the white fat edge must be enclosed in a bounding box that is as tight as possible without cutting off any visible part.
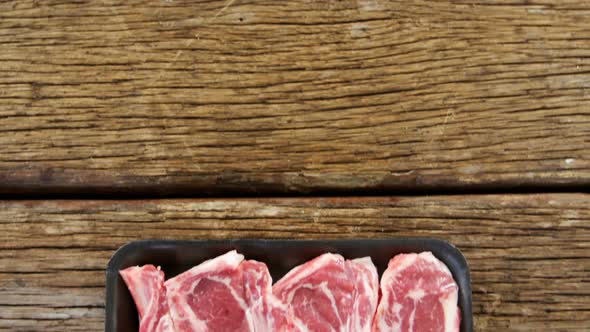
[440,281,459,292]
[360,257,380,315]
[137,286,151,318]
[418,252,459,303]
[350,256,377,277]
[118,265,139,283]
[375,266,404,332]
[440,289,460,332]
[378,261,402,311]
[133,267,163,319]
[165,250,244,292]
[418,252,453,278]
[243,266,267,303]
[373,278,390,332]
[384,253,418,280]
[347,260,378,332]
[244,260,276,331]
[274,253,344,295]
[143,280,164,332]
[364,270,380,331]
[349,256,379,294]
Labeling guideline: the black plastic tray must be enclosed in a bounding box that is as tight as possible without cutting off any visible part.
[106,239,473,332]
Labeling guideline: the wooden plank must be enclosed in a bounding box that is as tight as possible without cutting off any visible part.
[1,1,590,195]
[0,195,588,331]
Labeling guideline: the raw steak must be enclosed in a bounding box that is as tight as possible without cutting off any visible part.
[120,265,175,332]
[372,252,460,332]
[164,250,294,332]
[273,253,379,332]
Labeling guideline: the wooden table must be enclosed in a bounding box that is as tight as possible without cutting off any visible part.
[1,1,589,331]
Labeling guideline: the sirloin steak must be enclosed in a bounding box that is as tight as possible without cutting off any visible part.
[372,252,460,332]
[273,253,379,332]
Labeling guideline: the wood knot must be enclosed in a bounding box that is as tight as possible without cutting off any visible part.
[30,82,43,100]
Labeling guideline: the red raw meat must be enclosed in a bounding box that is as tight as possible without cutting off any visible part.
[372,252,460,332]
[346,257,380,331]
[240,260,295,331]
[273,253,379,332]
[120,265,175,332]
[164,250,294,332]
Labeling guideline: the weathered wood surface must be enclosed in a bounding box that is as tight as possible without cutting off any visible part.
[1,1,590,195]
[0,194,588,331]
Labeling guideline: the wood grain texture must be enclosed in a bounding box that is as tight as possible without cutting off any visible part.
[0,194,588,331]
[1,0,590,195]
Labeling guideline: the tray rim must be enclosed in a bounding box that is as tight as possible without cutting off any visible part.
[107,237,469,271]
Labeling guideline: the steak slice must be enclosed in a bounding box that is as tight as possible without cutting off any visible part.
[273,253,378,332]
[372,252,460,332]
[164,250,294,332]
[120,265,175,332]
